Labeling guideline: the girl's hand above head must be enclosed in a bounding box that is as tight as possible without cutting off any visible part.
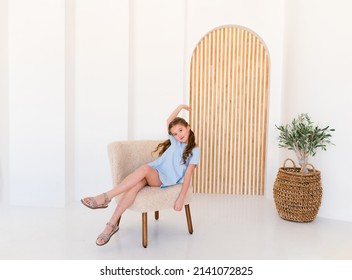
[167,104,191,127]
[182,104,190,111]
[177,104,190,112]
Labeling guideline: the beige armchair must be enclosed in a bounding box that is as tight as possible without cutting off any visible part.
[107,140,194,248]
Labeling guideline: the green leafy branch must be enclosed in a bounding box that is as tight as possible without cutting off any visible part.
[276,113,335,173]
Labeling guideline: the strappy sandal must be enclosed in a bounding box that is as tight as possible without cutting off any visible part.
[96,222,119,246]
[81,193,111,209]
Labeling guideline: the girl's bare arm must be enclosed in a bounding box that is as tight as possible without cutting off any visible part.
[174,164,196,211]
[167,104,190,127]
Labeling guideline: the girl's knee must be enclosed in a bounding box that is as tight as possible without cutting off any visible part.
[138,164,153,173]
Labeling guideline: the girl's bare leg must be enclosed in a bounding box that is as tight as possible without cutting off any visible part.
[96,169,162,245]
[96,179,146,245]
[82,164,161,206]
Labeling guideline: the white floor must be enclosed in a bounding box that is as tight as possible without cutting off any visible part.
[1,193,352,260]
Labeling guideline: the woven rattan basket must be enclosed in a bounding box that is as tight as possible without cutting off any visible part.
[273,159,322,222]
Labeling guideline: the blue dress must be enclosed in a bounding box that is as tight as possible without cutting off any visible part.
[148,135,200,188]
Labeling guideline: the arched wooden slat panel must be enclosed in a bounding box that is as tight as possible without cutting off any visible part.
[190,26,269,195]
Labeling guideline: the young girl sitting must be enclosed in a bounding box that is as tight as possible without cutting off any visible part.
[81,104,200,246]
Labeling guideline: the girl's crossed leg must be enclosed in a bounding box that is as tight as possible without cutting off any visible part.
[81,164,162,245]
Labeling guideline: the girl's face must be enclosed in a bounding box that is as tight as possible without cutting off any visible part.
[170,123,191,144]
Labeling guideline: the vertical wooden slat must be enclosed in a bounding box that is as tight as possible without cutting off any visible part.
[234,28,241,194]
[190,26,269,195]
[201,35,206,194]
[213,31,218,192]
[253,37,259,195]
[248,34,255,195]
[229,27,236,194]
[225,28,232,194]
[199,36,205,193]
[239,28,245,194]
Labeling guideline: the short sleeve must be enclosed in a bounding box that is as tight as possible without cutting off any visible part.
[189,147,200,165]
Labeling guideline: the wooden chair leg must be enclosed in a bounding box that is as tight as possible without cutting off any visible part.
[154,210,159,220]
[184,204,193,234]
[142,212,148,248]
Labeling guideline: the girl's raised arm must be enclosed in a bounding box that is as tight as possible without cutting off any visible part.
[167,104,190,128]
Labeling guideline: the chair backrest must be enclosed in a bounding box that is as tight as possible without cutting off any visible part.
[108,140,161,187]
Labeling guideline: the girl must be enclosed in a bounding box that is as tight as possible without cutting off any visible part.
[81,104,200,246]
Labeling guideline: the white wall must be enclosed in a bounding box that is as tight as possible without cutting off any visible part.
[282,0,352,221]
[2,0,130,206]
[8,0,66,207]
[0,0,9,204]
[72,0,130,201]
[1,0,351,222]
[129,0,186,140]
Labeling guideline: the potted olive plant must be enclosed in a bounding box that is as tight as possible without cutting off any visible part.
[273,113,334,222]
[276,113,334,174]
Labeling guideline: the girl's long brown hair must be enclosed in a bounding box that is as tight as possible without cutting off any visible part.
[153,117,196,164]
